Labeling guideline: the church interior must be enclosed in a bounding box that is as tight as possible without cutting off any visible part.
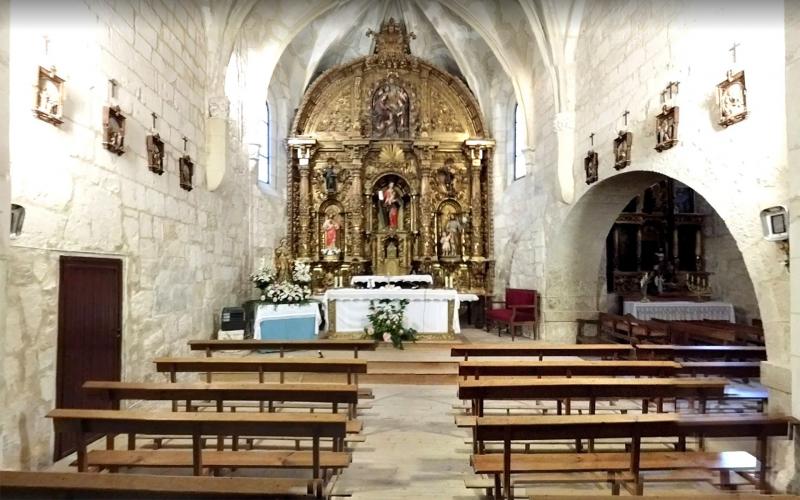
[1,0,800,498]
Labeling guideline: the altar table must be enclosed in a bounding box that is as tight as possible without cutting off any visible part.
[623,300,735,323]
[255,302,321,340]
[323,288,476,336]
[350,274,433,288]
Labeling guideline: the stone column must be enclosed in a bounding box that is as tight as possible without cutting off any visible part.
[287,138,317,259]
[413,141,438,259]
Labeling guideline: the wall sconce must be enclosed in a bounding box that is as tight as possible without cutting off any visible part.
[10,204,25,239]
[760,206,789,268]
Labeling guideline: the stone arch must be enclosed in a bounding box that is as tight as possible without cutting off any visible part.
[543,170,784,366]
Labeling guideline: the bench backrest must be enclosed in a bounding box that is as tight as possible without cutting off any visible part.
[458,377,727,400]
[678,361,761,378]
[188,339,378,352]
[635,344,767,360]
[458,360,681,377]
[474,413,790,441]
[83,381,359,404]
[48,409,348,438]
[450,344,635,359]
[154,357,368,374]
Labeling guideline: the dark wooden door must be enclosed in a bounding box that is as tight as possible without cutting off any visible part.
[54,256,122,460]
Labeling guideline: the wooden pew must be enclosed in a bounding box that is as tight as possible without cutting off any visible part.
[451,344,635,361]
[529,495,797,500]
[458,377,727,417]
[678,361,761,379]
[700,320,765,345]
[0,471,317,499]
[188,339,378,394]
[83,380,360,424]
[154,357,368,384]
[665,320,743,345]
[458,360,681,379]
[636,344,767,361]
[472,413,790,498]
[47,409,348,490]
[598,313,669,344]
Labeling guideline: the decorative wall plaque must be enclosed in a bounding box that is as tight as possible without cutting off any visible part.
[655,105,679,152]
[717,70,747,127]
[102,105,126,155]
[33,66,64,125]
[179,155,194,191]
[584,150,598,184]
[146,133,165,174]
[613,131,633,170]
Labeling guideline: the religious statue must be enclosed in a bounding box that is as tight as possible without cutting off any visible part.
[179,156,194,191]
[440,230,454,257]
[323,159,337,193]
[34,67,65,125]
[445,214,461,248]
[655,105,679,152]
[584,150,599,185]
[372,82,409,138]
[613,131,632,170]
[103,106,125,155]
[38,78,59,116]
[717,70,748,127]
[146,134,164,174]
[381,181,400,229]
[274,238,291,282]
[321,210,341,257]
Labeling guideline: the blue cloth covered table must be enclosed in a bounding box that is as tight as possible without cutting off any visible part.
[255,302,321,340]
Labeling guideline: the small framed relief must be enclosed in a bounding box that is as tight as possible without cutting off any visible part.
[33,66,65,125]
[179,155,194,191]
[655,105,679,152]
[584,150,598,184]
[613,131,632,170]
[717,70,747,127]
[146,133,165,175]
[102,105,126,156]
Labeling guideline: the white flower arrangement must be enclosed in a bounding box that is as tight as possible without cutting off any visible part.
[250,257,276,290]
[262,281,311,304]
[292,261,312,283]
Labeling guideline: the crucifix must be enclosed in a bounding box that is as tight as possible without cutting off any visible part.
[729,41,740,64]
[622,110,630,127]
[43,36,50,57]
[108,79,118,100]
[151,112,158,130]
[182,136,188,152]
[589,133,595,147]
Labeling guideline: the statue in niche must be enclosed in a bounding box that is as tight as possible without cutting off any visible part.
[179,155,194,191]
[613,131,633,170]
[146,133,165,175]
[372,82,409,138]
[440,230,454,257]
[103,106,126,156]
[717,70,747,127]
[584,150,599,185]
[274,238,291,282]
[323,159,337,193]
[321,207,342,258]
[436,160,457,196]
[438,205,462,258]
[655,105,679,152]
[380,181,401,229]
[34,66,64,124]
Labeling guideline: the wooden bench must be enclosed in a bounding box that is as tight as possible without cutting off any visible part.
[663,320,744,345]
[458,377,727,417]
[189,339,378,390]
[599,313,669,344]
[458,360,681,379]
[636,344,767,361]
[451,344,635,361]
[0,471,318,499]
[47,409,348,492]
[154,357,368,385]
[472,413,790,498]
[678,361,761,379]
[699,320,765,345]
[84,380,360,420]
[529,495,797,500]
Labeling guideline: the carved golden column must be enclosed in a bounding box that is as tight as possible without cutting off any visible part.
[343,140,369,258]
[413,141,438,259]
[288,137,317,259]
[464,139,494,258]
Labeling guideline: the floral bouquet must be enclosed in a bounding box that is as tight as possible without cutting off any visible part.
[262,281,311,304]
[250,257,276,291]
[292,260,312,284]
[364,298,417,349]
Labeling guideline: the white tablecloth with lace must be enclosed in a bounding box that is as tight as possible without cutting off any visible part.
[622,301,735,323]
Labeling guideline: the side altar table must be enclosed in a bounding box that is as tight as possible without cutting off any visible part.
[323,288,477,338]
[623,300,735,323]
[255,302,322,340]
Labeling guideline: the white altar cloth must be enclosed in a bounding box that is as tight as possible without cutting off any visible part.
[254,303,322,338]
[350,274,433,288]
[623,300,735,323]
[323,288,465,334]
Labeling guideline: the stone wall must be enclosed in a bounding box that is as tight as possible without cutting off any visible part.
[0,0,9,469]
[1,0,252,469]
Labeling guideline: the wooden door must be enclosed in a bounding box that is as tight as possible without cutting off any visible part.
[54,256,122,460]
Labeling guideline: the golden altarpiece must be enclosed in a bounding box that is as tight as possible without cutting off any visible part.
[286,19,495,294]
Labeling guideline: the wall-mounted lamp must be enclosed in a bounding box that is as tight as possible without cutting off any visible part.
[760,206,789,268]
[10,204,25,239]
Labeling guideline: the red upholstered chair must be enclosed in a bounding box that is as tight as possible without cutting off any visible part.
[485,288,539,341]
